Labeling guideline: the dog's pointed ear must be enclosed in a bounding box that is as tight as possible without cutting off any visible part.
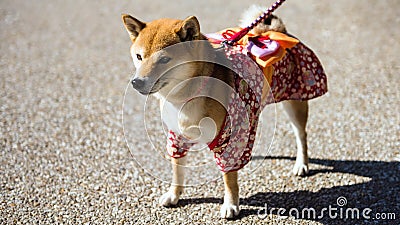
[175,16,200,42]
[122,14,146,42]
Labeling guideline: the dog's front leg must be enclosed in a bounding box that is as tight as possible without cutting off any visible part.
[220,171,239,218]
[159,156,185,207]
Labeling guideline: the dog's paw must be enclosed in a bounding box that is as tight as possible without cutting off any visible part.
[292,162,309,176]
[220,203,240,219]
[159,192,179,207]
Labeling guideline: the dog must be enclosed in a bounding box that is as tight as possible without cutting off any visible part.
[122,6,327,219]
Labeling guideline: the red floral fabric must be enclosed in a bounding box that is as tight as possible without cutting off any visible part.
[265,41,328,104]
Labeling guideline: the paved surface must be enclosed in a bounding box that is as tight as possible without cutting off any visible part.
[1,0,399,224]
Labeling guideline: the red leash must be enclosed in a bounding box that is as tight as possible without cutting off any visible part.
[226,0,287,45]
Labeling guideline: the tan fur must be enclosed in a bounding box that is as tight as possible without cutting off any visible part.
[122,12,309,219]
[221,171,239,218]
[239,5,287,34]
[282,100,309,175]
[159,157,185,206]
[123,15,232,140]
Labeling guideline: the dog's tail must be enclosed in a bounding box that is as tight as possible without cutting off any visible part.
[239,5,286,35]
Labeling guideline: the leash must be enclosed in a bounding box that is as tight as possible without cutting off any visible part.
[225,0,287,46]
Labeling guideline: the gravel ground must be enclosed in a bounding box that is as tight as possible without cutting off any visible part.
[1,0,399,224]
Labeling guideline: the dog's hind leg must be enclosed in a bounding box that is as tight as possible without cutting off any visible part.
[282,100,309,176]
[159,156,186,206]
[220,171,240,218]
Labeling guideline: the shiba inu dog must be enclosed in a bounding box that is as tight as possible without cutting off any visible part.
[122,6,327,219]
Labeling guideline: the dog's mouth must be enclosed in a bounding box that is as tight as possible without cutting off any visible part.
[137,79,168,95]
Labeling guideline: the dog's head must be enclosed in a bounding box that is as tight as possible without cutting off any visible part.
[122,15,205,96]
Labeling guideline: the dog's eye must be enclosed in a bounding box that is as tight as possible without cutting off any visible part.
[158,56,171,64]
[136,54,142,61]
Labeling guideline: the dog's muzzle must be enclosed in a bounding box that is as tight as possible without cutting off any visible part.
[131,77,162,95]
[131,77,151,95]
[131,78,145,90]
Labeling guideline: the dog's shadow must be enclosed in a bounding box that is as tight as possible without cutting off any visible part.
[177,156,400,224]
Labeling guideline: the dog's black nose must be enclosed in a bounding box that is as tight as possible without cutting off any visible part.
[131,78,145,90]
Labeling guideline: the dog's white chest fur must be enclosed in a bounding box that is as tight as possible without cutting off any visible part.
[158,95,217,144]
[159,98,181,134]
